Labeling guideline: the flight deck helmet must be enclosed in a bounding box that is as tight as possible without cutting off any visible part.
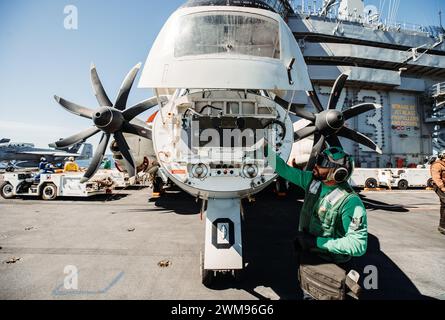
[316,147,355,183]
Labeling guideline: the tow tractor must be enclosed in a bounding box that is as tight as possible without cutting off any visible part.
[349,166,434,190]
[0,171,112,200]
[378,168,434,190]
[349,168,380,189]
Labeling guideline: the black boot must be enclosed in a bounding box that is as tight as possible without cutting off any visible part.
[439,207,445,235]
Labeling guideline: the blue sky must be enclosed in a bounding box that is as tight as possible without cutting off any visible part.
[0,0,444,147]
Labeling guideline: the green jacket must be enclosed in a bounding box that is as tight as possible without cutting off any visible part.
[269,150,368,262]
[102,159,112,170]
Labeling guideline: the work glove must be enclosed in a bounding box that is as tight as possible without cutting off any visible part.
[294,231,317,252]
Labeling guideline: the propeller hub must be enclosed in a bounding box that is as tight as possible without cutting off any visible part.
[316,110,345,135]
[93,107,124,133]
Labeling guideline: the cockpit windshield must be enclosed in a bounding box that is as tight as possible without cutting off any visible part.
[175,12,280,59]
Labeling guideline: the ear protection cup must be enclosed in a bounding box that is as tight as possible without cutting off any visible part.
[320,147,355,183]
[333,167,349,183]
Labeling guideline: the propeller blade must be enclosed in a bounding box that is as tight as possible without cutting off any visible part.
[51,127,100,148]
[326,135,342,148]
[294,126,317,141]
[305,134,325,171]
[294,107,316,122]
[338,127,382,154]
[274,96,316,121]
[122,122,152,140]
[80,133,110,183]
[328,72,349,110]
[114,63,142,110]
[306,90,324,112]
[123,97,160,121]
[54,96,93,119]
[113,131,136,179]
[343,103,382,120]
[90,63,113,107]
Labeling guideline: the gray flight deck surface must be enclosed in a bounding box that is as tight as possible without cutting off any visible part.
[0,185,444,300]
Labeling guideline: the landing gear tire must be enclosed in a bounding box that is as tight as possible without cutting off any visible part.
[41,184,57,200]
[365,178,378,189]
[0,182,15,199]
[397,179,409,190]
[200,250,214,287]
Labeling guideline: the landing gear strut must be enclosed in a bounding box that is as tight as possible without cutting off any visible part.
[201,198,243,286]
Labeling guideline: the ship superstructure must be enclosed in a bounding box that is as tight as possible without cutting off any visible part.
[283,0,445,167]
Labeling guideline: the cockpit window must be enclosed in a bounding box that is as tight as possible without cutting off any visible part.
[175,12,280,59]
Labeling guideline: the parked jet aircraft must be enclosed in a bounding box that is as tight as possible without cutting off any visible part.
[0,139,92,168]
[52,0,381,285]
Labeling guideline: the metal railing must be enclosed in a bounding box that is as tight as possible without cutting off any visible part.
[426,83,445,124]
[430,82,445,98]
[262,0,295,17]
[292,3,439,38]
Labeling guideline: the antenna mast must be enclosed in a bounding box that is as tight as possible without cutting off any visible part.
[440,10,443,30]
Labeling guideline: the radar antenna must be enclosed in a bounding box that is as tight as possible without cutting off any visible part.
[440,10,443,31]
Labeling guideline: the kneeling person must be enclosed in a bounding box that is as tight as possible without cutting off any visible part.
[268,146,368,298]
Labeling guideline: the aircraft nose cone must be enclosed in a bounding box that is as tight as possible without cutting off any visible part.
[93,107,112,128]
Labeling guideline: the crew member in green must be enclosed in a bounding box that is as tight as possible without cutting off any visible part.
[267,145,368,264]
[102,157,112,170]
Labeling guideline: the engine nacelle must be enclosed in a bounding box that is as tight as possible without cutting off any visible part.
[111,118,157,174]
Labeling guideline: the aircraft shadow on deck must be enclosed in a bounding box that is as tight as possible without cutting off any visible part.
[153,189,433,300]
[150,191,201,215]
[242,193,434,300]
[358,194,410,213]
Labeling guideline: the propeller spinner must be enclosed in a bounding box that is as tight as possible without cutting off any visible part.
[51,63,160,183]
[276,72,382,171]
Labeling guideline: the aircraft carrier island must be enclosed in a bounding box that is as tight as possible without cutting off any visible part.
[0,0,445,303]
[285,0,445,168]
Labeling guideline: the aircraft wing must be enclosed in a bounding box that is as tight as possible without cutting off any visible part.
[18,151,80,157]
[53,152,81,157]
[0,160,27,165]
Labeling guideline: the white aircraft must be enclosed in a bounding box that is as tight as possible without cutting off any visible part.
[52,0,381,285]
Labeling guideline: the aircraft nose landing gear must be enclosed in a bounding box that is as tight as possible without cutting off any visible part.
[200,198,244,287]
